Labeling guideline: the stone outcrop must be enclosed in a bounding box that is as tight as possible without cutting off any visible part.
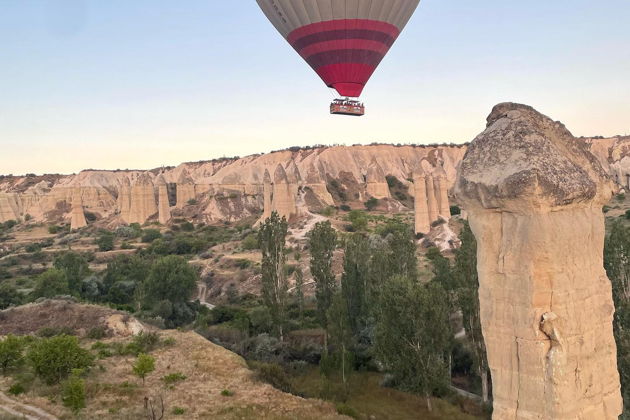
[156,175,171,225]
[0,193,21,222]
[271,164,297,220]
[262,169,272,221]
[176,170,196,207]
[455,103,622,419]
[433,167,451,220]
[69,188,87,230]
[127,173,157,224]
[413,169,430,234]
[366,158,390,199]
[425,175,439,228]
[117,178,131,223]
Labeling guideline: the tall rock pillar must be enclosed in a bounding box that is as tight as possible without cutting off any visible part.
[70,188,87,230]
[128,173,158,224]
[118,178,132,223]
[272,164,297,220]
[413,169,430,234]
[455,103,622,419]
[156,175,171,225]
[262,169,272,221]
[425,174,439,225]
[433,167,451,220]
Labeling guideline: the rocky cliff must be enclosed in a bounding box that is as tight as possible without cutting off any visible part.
[0,137,627,227]
[455,103,622,419]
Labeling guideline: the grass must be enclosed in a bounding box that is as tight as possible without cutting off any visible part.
[290,367,487,420]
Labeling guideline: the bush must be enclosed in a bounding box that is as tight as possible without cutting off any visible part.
[32,268,69,298]
[0,335,26,373]
[221,389,234,397]
[132,353,155,385]
[187,199,198,206]
[87,327,107,340]
[248,361,292,393]
[161,372,186,386]
[124,332,161,356]
[365,197,379,211]
[625,209,630,220]
[339,204,351,212]
[8,382,26,395]
[336,403,359,418]
[27,335,94,385]
[62,369,86,414]
[0,283,22,310]
[172,407,186,415]
[450,205,462,216]
[241,234,259,250]
[96,231,115,251]
[142,229,162,243]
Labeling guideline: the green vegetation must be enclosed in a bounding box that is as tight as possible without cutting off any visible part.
[27,335,94,385]
[0,335,26,373]
[132,353,155,385]
[308,221,337,329]
[62,369,87,414]
[33,268,70,298]
[96,231,115,251]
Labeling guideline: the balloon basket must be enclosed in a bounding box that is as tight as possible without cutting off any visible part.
[330,98,365,116]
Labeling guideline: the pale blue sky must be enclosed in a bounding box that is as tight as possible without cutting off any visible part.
[1,0,629,174]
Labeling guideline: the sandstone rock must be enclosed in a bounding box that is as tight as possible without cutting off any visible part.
[413,169,430,234]
[0,193,21,222]
[425,174,439,225]
[455,103,622,419]
[117,178,131,223]
[127,173,157,224]
[262,169,272,221]
[156,175,171,225]
[272,164,297,220]
[69,188,87,230]
[176,169,196,207]
[366,158,391,199]
[433,167,451,220]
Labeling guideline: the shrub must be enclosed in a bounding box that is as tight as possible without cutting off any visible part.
[32,268,69,298]
[0,283,22,310]
[8,382,26,395]
[125,332,161,356]
[62,369,86,414]
[27,335,94,385]
[172,407,186,415]
[161,372,186,386]
[96,231,115,251]
[248,361,292,393]
[241,234,259,250]
[220,389,234,397]
[339,204,351,212]
[87,326,107,340]
[142,229,162,243]
[450,205,462,216]
[365,197,379,211]
[180,221,195,232]
[187,199,198,206]
[132,353,155,385]
[335,403,359,418]
[0,335,26,373]
[625,209,630,220]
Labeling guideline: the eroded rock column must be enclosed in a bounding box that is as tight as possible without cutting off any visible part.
[425,174,439,225]
[455,103,622,419]
[70,188,87,230]
[271,164,297,220]
[413,169,430,234]
[156,175,171,225]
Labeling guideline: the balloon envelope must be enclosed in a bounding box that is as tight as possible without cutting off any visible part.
[257,0,421,98]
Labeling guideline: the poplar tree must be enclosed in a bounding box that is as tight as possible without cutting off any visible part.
[308,221,337,329]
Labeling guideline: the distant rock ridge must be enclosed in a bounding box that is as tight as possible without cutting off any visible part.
[455,103,622,419]
[0,140,627,226]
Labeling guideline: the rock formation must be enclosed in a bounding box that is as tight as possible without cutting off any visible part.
[271,164,297,220]
[413,169,430,234]
[366,158,390,199]
[156,175,171,225]
[117,178,131,223]
[433,167,451,220]
[176,170,196,207]
[0,193,21,222]
[455,103,622,419]
[262,169,272,221]
[425,174,439,227]
[69,188,87,230]
[127,173,157,225]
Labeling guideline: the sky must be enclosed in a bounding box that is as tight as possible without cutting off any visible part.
[1,0,629,175]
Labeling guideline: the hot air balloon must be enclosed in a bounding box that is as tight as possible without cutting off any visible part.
[256,0,421,116]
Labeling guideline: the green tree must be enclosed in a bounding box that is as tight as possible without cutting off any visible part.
[387,222,418,281]
[143,256,197,304]
[341,234,370,336]
[62,369,86,414]
[53,252,89,295]
[96,231,114,251]
[347,210,368,231]
[103,254,151,304]
[258,212,289,341]
[453,221,489,403]
[295,267,305,323]
[27,335,94,385]
[308,221,337,329]
[133,353,155,386]
[141,229,162,243]
[326,292,353,384]
[0,283,22,309]
[0,335,25,373]
[375,276,451,411]
[33,268,69,298]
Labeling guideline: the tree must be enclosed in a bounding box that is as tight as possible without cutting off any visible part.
[0,335,25,373]
[308,221,337,329]
[0,283,22,309]
[375,276,451,411]
[326,292,353,384]
[133,353,156,386]
[53,252,89,295]
[96,231,114,251]
[295,267,305,323]
[386,221,418,282]
[27,335,94,385]
[143,256,197,304]
[62,369,86,414]
[453,221,489,403]
[33,268,69,298]
[103,255,151,304]
[341,234,370,336]
[142,229,162,243]
[258,212,289,341]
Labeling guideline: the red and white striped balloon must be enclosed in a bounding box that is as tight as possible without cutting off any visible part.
[257,0,421,98]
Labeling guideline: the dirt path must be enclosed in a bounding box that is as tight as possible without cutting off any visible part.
[0,391,58,420]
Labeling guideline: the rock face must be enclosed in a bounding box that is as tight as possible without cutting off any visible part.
[262,169,272,221]
[156,175,171,225]
[69,188,87,230]
[455,103,622,419]
[271,164,297,220]
[433,167,451,220]
[366,158,391,199]
[117,178,132,223]
[127,174,157,224]
[176,169,196,207]
[413,169,431,234]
